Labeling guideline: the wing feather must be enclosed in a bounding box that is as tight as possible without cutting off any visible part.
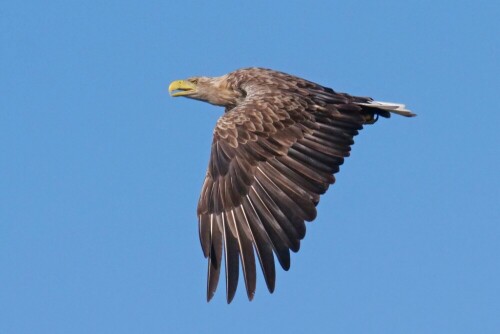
[221,212,240,303]
[197,79,365,302]
[231,207,257,300]
[257,164,317,221]
[241,195,276,293]
[207,214,223,301]
[248,186,291,270]
[267,157,328,195]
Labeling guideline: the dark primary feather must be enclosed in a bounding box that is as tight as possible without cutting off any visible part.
[196,69,371,303]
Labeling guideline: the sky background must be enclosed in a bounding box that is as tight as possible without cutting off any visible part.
[1,1,499,333]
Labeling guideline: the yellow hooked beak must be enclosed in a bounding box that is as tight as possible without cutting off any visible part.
[168,80,197,97]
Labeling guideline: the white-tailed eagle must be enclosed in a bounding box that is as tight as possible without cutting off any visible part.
[169,67,415,303]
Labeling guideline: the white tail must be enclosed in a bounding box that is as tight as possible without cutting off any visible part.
[357,100,416,117]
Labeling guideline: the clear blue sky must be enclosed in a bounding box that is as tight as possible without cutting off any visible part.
[1,1,499,333]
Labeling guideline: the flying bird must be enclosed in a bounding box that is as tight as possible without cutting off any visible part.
[169,67,415,303]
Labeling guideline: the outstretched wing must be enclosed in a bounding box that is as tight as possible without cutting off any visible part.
[197,86,366,303]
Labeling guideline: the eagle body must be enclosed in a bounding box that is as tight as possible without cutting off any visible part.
[169,68,415,303]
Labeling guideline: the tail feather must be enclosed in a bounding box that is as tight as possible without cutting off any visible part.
[357,100,416,118]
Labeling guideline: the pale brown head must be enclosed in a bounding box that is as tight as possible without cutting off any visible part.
[168,75,243,107]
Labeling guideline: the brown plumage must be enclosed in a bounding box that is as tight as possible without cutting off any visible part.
[168,67,415,303]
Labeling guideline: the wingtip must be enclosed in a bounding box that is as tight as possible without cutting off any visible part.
[266,280,276,294]
[226,290,238,304]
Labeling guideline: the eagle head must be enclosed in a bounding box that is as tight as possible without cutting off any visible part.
[169,76,243,107]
